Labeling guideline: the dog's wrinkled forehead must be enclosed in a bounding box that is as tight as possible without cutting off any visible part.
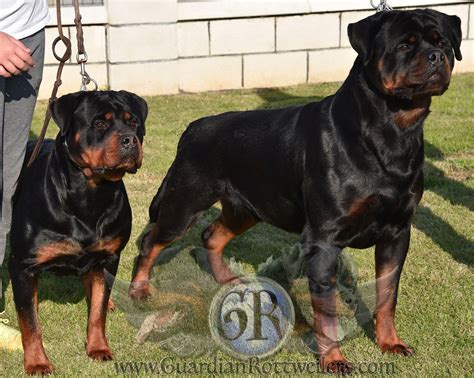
[79,91,146,120]
[381,11,452,45]
[383,14,427,40]
[50,90,148,137]
[348,9,462,64]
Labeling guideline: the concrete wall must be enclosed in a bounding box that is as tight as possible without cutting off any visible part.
[39,1,474,99]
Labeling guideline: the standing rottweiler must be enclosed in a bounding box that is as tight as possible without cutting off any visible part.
[129,10,462,372]
[9,90,147,375]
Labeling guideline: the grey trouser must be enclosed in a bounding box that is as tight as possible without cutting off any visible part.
[0,29,45,266]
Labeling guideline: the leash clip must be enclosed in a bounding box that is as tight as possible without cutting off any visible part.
[79,61,98,92]
[0,318,9,325]
[370,0,393,12]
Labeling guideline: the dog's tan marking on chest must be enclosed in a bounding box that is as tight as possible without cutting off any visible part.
[394,107,428,129]
[36,240,82,264]
[86,238,122,254]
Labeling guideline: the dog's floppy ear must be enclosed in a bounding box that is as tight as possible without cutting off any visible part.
[49,92,85,137]
[347,12,388,65]
[446,14,462,61]
[427,9,463,61]
[120,90,148,135]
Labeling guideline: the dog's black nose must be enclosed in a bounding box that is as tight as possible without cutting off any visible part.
[121,135,138,148]
[427,49,445,66]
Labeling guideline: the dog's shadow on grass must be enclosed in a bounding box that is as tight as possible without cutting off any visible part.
[424,141,473,212]
[415,142,474,267]
[255,87,324,109]
[37,274,85,304]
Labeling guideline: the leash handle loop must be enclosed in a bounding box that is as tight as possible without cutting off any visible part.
[52,35,71,62]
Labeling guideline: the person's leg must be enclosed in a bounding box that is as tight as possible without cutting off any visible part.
[0,29,45,313]
[0,72,5,313]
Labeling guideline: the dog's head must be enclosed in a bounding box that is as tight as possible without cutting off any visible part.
[348,9,462,98]
[50,90,147,181]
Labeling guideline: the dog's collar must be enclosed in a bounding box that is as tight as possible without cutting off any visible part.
[62,139,88,171]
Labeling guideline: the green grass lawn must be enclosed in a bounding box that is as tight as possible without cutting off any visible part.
[1,74,473,376]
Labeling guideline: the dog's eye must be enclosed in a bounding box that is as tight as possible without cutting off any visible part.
[397,41,416,52]
[437,40,447,48]
[398,36,417,52]
[94,120,109,131]
[128,120,138,129]
[397,43,411,51]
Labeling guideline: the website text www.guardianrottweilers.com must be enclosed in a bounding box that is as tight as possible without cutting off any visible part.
[114,356,396,375]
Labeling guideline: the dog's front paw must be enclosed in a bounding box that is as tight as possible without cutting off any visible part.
[323,359,353,374]
[25,362,53,376]
[129,281,151,300]
[320,350,353,375]
[380,342,414,356]
[87,347,114,361]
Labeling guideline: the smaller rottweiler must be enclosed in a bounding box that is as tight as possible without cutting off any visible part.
[9,90,147,375]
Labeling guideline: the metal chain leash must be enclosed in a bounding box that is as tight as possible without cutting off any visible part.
[27,0,96,167]
[371,0,393,12]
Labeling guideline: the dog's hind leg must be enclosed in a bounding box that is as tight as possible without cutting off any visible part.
[130,171,220,300]
[82,270,116,313]
[202,199,257,284]
[9,262,52,375]
[129,227,175,300]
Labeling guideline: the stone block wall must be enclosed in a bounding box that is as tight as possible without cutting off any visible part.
[39,0,474,99]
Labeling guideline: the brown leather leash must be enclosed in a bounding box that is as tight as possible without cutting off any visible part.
[27,0,97,167]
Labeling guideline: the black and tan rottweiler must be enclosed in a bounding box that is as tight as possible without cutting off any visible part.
[129,10,462,372]
[9,90,147,375]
